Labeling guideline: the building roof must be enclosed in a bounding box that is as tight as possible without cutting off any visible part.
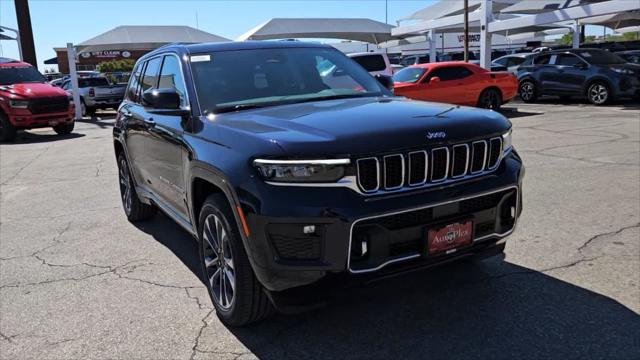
[76,25,229,52]
[237,18,395,44]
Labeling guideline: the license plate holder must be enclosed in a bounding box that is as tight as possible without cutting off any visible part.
[426,219,474,256]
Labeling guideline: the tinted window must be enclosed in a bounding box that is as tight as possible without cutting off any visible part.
[493,57,508,66]
[507,57,526,67]
[418,55,430,63]
[0,66,46,85]
[429,66,473,81]
[140,57,161,93]
[126,62,144,102]
[351,54,386,72]
[557,54,582,66]
[392,67,426,83]
[576,50,626,64]
[78,78,109,87]
[400,56,417,66]
[158,55,187,107]
[190,47,386,114]
[62,81,71,90]
[534,55,552,65]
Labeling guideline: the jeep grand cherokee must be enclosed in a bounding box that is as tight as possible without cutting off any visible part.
[113,41,524,326]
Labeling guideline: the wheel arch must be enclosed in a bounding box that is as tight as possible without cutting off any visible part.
[480,86,503,101]
[583,77,615,98]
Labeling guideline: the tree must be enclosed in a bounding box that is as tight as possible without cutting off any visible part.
[96,59,135,73]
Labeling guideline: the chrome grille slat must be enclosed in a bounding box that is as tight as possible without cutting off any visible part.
[383,154,405,190]
[355,137,506,194]
[450,144,469,178]
[408,151,428,186]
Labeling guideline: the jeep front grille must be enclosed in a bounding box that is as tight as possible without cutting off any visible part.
[356,137,503,194]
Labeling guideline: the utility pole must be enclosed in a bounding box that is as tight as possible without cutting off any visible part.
[464,0,469,62]
[385,0,388,24]
[14,0,37,67]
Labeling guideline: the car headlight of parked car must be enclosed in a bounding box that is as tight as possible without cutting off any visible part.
[9,100,29,108]
[610,67,634,75]
[502,129,513,154]
[253,159,350,183]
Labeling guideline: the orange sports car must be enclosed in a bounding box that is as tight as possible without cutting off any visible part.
[392,61,518,110]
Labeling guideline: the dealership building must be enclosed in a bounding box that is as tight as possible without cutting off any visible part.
[48,25,228,73]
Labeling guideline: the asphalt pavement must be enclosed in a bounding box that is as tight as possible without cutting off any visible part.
[1,99,639,359]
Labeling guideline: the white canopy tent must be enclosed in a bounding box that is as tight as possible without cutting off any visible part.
[393,0,640,68]
[579,11,640,30]
[238,18,395,44]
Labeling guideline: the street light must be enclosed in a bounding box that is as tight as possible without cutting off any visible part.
[0,25,22,60]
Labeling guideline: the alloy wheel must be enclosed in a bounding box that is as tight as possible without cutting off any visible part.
[520,82,534,101]
[203,213,236,310]
[118,158,132,215]
[589,83,608,105]
[481,90,500,110]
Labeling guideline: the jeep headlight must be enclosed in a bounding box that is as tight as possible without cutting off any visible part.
[610,67,633,75]
[9,100,29,108]
[502,129,512,154]
[253,159,349,183]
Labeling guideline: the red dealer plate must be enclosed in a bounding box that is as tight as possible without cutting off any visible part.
[427,220,473,255]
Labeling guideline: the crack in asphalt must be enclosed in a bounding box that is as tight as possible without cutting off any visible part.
[577,223,640,254]
[185,288,211,310]
[190,309,216,360]
[0,331,18,343]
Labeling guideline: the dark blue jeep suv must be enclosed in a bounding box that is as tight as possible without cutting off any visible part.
[113,41,524,326]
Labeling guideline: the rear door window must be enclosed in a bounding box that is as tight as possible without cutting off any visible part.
[557,54,583,66]
[126,62,144,102]
[78,78,109,87]
[534,55,552,65]
[140,57,162,94]
[506,57,526,67]
[351,55,386,72]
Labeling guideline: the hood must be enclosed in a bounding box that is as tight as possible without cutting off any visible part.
[611,63,640,73]
[211,97,511,157]
[0,82,69,99]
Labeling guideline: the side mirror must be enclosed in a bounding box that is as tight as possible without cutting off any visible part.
[573,62,587,69]
[430,76,441,84]
[142,88,181,110]
[375,74,394,92]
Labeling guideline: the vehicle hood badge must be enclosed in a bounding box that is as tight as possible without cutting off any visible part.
[427,131,447,140]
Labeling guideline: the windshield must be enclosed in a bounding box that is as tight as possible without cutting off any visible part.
[392,67,426,83]
[190,47,388,114]
[576,50,626,65]
[0,66,46,85]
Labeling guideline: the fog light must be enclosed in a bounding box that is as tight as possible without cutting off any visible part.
[303,225,315,234]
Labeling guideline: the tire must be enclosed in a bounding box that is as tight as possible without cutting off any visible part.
[80,100,87,117]
[198,194,273,326]
[586,81,610,105]
[0,112,17,142]
[519,80,538,103]
[53,121,74,135]
[477,88,502,110]
[117,153,156,222]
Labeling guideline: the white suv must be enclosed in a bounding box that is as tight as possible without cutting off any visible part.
[348,52,393,76]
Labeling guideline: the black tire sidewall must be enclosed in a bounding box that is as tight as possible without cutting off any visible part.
[519,80,537,102]
[0,112,17,142]
[198,195,261,325]
[53,121,74,135]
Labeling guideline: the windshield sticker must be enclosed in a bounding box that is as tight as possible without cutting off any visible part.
[190,55,211,63]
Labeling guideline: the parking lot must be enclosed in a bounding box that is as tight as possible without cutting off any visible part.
[1,100,639,359]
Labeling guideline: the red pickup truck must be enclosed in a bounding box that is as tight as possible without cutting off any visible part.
[0,59,75,142]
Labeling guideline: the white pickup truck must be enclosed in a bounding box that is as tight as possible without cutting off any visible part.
[61,76,126,116]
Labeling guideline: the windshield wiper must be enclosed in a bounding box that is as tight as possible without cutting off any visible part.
[213,103,277,114]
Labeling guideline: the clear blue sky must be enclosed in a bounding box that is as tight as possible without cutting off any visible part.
[0,0,433,69]
[0,0,609,71]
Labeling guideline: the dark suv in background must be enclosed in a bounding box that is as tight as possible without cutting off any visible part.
[113,41,524,326]
[517,48,640,105]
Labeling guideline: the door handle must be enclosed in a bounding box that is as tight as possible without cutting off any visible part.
[144,117,156,127]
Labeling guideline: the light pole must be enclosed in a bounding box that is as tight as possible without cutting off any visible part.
[0,25,23,61]
[464,0,469,62]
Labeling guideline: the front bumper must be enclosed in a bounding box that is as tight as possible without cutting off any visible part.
[85,97,122,108]
[241,151,524,292]
[614,74,640,99]
[7,107,75,129]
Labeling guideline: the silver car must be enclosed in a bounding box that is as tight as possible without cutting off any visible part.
[492,53,532,75]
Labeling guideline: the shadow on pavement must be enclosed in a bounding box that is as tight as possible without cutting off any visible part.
[3,131,85,145]
[141,215,640,360]
[530,97,640,110]
[76,112,117,128]
[500,107,542,119]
